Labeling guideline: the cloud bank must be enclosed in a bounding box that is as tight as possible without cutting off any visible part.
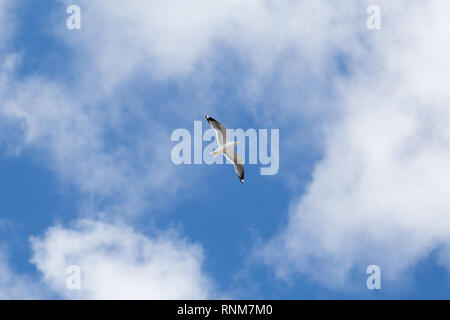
[31,220,214,299]
[262,0,450,289]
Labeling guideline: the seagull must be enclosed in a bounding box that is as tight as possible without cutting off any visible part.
[205,115,244,183]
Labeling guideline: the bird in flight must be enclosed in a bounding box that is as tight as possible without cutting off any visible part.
[205,115,244,183]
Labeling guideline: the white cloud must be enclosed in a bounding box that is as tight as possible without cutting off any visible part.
[56,0,364,117]
[262,1,450,289]
[30,220,215,299]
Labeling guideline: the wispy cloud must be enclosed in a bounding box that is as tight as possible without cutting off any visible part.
[0,53,182,217]
[0,0,14,50]
[0,246,42,299]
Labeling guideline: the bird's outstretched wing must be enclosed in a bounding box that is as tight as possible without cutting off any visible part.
[205,115,227,147]
[224,147,245,184]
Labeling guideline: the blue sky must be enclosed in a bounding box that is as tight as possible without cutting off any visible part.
[1,1,450,299]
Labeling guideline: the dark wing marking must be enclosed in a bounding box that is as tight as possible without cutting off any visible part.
[234,163,244,184]
[224,147,245,184]
[205,115,227,147]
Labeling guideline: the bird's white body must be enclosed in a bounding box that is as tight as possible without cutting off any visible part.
[211,141,238,158]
